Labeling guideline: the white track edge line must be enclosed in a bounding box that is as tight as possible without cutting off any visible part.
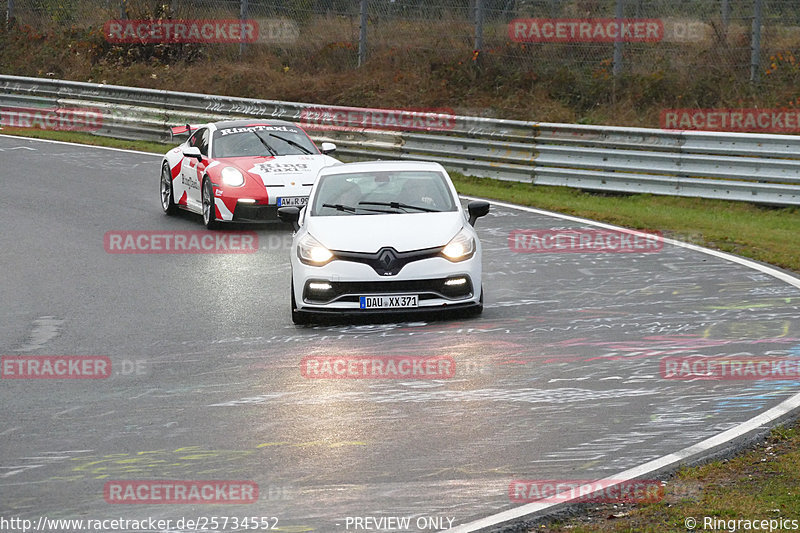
[0,133,163,157]
[448,195,800,532]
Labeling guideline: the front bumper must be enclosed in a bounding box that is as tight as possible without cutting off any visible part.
[292,254,482,315]
[302,276,475,305]
[217,184,310,223]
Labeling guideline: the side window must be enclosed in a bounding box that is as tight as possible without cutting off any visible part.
[187,130,201,149]
[199,128,210,157]
[187,128,209,157]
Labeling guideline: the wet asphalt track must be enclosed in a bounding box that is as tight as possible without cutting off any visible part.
[2,135,800,532]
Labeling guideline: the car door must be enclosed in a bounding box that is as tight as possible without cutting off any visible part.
[181,128,210,212]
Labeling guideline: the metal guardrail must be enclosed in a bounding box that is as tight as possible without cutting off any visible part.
[2,75,800,206]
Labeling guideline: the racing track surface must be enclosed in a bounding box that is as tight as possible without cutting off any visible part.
[2,135,800,532]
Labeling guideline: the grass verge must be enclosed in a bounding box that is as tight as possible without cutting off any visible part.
[540,425,800,532]
[452,174,800,274]
[3,126,800,532]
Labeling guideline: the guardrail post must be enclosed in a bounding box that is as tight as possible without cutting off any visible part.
[612,0,624,76]
[750,0,762,83]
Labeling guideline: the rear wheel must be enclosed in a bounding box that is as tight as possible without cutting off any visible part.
[202,178,219,229]
[160,162,178,215]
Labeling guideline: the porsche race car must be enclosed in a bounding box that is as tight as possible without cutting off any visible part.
[160,119,340,228]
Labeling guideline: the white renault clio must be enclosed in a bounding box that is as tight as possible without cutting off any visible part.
[278,161,489,324]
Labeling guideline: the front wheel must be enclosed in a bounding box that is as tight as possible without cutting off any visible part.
[464,285,484,318]
[202,178,219,230]
[160,162,178,215]
[291,279,310,325]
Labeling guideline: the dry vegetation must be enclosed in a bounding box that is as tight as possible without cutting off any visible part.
[4,5,800,128]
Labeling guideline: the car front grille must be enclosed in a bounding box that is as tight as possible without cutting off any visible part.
[233,204,279,222]
[303,277,474,304]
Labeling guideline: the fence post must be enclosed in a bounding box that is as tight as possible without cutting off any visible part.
[750,0,762,82]
[7,0,14,28]
[240,0,249,57]
[721,0,730,28]
[474,0,484,62]
[358,0,367,67]
[612,0,624,76]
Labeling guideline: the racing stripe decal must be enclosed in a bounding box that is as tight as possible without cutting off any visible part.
[177,191,188,206]
[170,159,182,179]
[215,197,235,221]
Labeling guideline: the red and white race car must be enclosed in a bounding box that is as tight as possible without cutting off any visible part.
[160,119,340,228]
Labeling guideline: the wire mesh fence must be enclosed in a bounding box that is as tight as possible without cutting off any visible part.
[2,0,797,83]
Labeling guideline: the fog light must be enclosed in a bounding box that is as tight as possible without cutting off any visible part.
[309,282,332,291]
[445,277,468,286]
[238,199,256,204]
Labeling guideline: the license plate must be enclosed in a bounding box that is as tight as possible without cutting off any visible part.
[359,295,418,309]
[277,196,307,207]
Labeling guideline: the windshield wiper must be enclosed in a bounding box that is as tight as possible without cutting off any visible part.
[321,203,396,214]
[269,133,313,155]
[322,203,357,213]
[252,131,278,156]
[358,201,438,212]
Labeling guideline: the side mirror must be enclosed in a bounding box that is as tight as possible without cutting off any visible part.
[182,146,203,160]
[467,200,490,226]
[320,142,337,155]
[278,206,301,231]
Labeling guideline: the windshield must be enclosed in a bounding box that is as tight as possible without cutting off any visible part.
[212,125,319,158]
[310,170,457,216]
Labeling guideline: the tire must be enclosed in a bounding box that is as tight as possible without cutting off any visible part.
[291,278,310,325]
[202,178,219,230]
[160,162,178,215]
[464,285,484,318]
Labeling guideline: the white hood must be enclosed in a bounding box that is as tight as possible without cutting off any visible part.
[244,155,339,187]
[306,211,465,253]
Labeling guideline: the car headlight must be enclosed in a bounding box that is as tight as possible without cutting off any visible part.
[221,167,245,187]
[298,233,334,266]
[442,227,476,262]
